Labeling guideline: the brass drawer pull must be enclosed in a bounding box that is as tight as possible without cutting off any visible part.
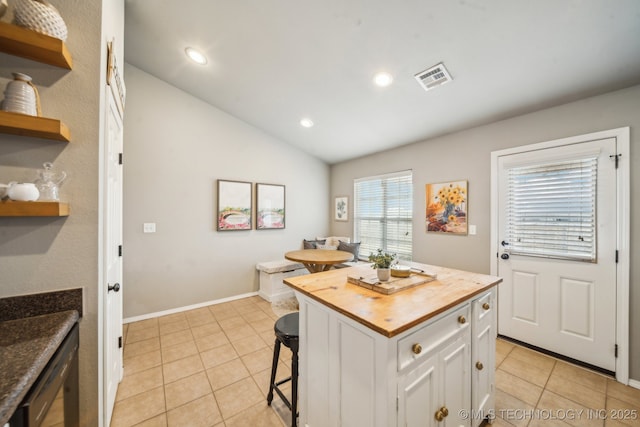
[457,315,466,324]
[476,361,484,370]
[435,406,449,421]
[482,302,490,310]
[412,343,422,354]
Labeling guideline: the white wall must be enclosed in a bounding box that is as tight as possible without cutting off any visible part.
[330,84,640,381]
[122,64,330,318]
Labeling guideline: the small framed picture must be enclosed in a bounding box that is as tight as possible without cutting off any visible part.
[217,180,252,231]
[256,183,285,229]
[334,196,348,221]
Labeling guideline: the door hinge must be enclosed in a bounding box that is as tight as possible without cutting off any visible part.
[119,153,123,165]
[118,336,123,349]
[615,250,619,263]
[396,396,399,412]
[118,245,123,257]
[615,344,618,358]
[609,153,621,168]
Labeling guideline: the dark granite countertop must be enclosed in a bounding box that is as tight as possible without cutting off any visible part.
[0,310,79,425]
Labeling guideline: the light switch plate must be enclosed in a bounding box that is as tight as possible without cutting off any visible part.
[143,223,156,233]
[469,224,477,235]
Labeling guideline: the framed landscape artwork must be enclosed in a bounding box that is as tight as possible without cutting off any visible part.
[426,180,468,235]
[256,183,285,229]
[334,196,348,221]
[217,180,252,231]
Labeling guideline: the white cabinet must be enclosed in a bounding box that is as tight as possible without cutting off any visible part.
[295,288,496,427]
[398,304,471,427]
[471,289,497,426]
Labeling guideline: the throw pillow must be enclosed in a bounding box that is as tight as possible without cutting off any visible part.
[338,240,361,261]
[317,236,350,247]
[317,244,338,250]
[303,238,326,249]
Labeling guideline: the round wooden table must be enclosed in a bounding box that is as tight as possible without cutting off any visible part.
[285,249,354,273]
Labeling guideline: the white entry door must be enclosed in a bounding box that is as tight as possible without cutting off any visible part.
[496,137,617,372]
[104,86,124,426]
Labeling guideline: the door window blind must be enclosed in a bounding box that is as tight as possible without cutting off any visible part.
[505,156,597,262]
[354,170,413,261]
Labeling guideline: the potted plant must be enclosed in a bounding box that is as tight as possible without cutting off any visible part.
[368,249,396,282]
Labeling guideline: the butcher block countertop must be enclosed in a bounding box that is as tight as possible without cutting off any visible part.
[284,263,502,338]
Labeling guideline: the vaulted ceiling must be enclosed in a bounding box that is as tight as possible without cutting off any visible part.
[124,0,640,164]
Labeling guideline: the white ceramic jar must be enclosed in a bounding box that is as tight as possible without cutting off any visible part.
[7,182,40,201]
[0,73,38,116]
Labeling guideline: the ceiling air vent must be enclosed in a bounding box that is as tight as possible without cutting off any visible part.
[414,62,452,92]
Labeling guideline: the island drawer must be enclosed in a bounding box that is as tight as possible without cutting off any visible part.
[397,303,470,371]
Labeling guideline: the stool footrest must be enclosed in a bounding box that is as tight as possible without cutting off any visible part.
[275,376,292,387]
[273,386,293,411]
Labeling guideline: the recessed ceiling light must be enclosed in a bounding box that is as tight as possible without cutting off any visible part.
[373,72,393,87]
[185,47,207,65]
[300,118,314,128]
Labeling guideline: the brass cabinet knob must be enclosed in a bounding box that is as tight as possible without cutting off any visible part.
[412,343,422,354]
[482,302,490,310]
[458,315,466,324]
[435,406,449,421]
[476,361,484,370]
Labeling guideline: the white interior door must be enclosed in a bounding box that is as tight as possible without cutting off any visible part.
[104,86,124,426]
[496,138,617,372]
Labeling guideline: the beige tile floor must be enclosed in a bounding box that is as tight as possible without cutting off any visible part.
[494,340,640,427]
[112,295,640,427]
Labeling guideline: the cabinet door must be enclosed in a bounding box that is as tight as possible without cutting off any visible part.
[441,332,471,427]
[472,290,496,426]
[398,353,439,427]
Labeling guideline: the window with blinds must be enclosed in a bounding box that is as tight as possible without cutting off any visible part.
[505,156,597,262]
[354,170,413,261]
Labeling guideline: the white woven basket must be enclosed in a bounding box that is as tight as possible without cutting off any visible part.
[13,0,68,41]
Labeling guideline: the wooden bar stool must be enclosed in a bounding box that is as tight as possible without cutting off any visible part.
[267,312,299,427]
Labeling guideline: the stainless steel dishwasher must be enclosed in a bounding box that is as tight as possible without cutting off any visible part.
[7,323,79,427]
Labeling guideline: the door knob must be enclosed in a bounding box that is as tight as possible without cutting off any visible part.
[501,253,510,260]
[108,282,120,292]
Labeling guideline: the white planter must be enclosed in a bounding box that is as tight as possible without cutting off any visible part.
[377,268,391,282]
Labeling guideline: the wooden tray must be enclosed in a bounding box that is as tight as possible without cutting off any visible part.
[347,271,437,294]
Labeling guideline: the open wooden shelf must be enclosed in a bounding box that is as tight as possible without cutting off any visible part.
[0,200,70,217]
[0,21,73,69]
[0,111,70,141]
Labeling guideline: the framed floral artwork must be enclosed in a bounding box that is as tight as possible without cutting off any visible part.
[256,183,285,229]
[217,180,252,231]
[334,196,348,221]
[426,181,468,234]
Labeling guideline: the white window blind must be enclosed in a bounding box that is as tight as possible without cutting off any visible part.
[505,156,597,262]
[354,170,413,261]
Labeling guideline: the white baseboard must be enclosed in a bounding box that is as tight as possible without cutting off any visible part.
[123,291,259,324]
[628,378,640,390]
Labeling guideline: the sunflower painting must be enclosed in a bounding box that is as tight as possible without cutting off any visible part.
[426,181,468,234]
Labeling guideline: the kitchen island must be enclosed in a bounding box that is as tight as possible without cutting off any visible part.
[284,262,502,427]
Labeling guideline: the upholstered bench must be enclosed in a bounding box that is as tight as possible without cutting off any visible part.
[256,260,308,302]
